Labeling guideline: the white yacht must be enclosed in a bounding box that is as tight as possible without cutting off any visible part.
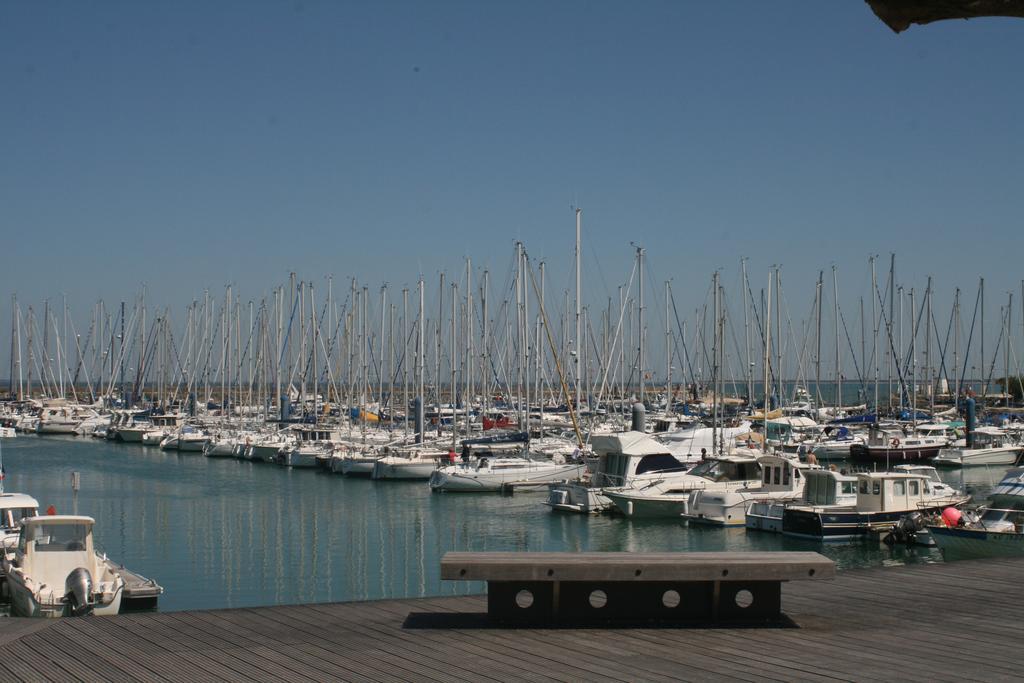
[932,427,1023,467]
[547,431,691,514]
[683,454,810,527]
[4,515,124,617]
[602,450,763,518]
[429,454,584,492]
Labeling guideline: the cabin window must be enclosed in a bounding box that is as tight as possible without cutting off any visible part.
[26,523,89,552]
[3,507,35,532]
[842,481,855,495]
[859,480,868,494]
[783,466,790,486]
[763,468,771,484]
[872,482,881,496]
[772,468,780,485]
[893,481,905,496]
[909,481,919,496]
[635,454,687,475]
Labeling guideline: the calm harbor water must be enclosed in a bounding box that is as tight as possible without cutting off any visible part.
[0,434,1008,612]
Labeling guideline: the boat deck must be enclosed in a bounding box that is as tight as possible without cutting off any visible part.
[0,556,1019,682]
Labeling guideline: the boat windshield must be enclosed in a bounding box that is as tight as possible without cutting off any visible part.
[978,508,1024,532]
[688,459,759,483]
[635,454,688,475]
[20,523,89,552]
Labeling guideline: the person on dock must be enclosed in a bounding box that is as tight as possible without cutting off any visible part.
[447,448,456,465]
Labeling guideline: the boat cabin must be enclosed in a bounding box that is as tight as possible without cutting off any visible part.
[0,493,39,542]
[800,469,857,507]
[756,456,807,492]
[15,515,96,578]
[151,414,185,428]
[288,425,343,443]
[969,426,1012,448]
[854,472,939,513]
[589,431,689,487]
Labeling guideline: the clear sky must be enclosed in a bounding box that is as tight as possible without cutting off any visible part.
[2,1,1022,380]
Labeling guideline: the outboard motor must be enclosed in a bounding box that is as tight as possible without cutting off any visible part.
[64,567,95,616]
[884,512,929,546]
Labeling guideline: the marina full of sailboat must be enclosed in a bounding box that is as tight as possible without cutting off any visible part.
[3,213,1024,617]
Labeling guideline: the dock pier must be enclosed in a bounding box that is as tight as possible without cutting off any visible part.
[0,557,1018,682]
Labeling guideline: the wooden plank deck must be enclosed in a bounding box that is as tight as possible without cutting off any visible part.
[0,557,1020,682]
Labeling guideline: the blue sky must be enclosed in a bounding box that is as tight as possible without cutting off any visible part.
[2,1,1022,380]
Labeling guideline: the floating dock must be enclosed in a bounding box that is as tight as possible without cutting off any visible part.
[0,557,1019,682]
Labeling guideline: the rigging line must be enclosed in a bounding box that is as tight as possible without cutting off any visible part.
[958,283,982,395]
[523,251,583,448]
[669,285,696,391]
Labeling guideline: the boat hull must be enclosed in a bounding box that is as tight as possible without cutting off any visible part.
[849,444,941,464]
[929,525,1024,558]
[546,483,612,514]
[602,490,690,518]
[429,463,584,493]
[371,458,437,480]
[932,447,1021,468]
[783,505,954,541]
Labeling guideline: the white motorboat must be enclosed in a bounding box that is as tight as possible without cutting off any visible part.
[429,455,584,492]
[932,427,1023,467]
[683,454,810,527]
[602,450,763,518]
[928,467,1024,557]
[4,515,124,617]
[547,431,691,514]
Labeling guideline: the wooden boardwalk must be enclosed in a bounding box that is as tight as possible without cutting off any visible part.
[0,557,1020,682]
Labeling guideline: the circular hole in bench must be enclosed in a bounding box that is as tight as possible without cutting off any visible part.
[721,569,729,577]
[735,589,754,609]
[547,569,554,577]
[662,590,680,608]
[459,569,466,577]
[588,589,608,609]
[515,590,534,609]
[808,569,815,577]
[634,569,642,577]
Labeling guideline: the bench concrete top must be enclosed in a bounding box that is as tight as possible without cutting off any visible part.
[441,551,835,582]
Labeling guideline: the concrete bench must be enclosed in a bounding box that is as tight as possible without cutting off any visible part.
[441,551,834,625]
